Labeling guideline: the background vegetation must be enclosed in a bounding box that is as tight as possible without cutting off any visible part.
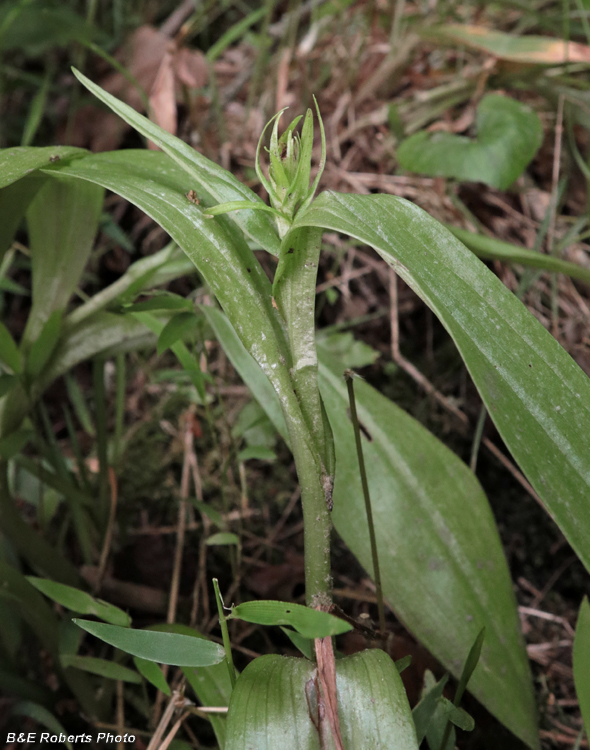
[2,0,590,747]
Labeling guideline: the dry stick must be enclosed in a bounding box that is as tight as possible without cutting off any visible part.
[153,419,193,725]
[94,468,118,595]
[548,94,566,338]
[147,693,184,750]
[116,681,125,750]
[344,372,386,642]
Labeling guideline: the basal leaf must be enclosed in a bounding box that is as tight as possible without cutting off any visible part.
[573,596,590,733]
[225,650,419,750]
[316,346,537,749]
[26,577,131,627]
[74,619,225,666]
[397,95,543,189]
[61,655,141,683]
[227,600,352,638]
[71,70,281,255]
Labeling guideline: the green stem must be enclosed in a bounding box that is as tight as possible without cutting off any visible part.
[212,578,236,689]
[344,371,386,638]
[274,226,334,608]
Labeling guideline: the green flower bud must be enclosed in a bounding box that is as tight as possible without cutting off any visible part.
[256,97,326,237]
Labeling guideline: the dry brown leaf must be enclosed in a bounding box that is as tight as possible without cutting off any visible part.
[173,47,208,89]
[149,50,177,147]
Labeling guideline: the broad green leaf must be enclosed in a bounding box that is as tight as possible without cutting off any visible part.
[61,655,141,683]
[183,305,536,746]
[447,225,590,286]
[225,650,419,750]
[397,95,543,189]
[25,310,62,378]
[0,146,85,190]
[26,577,131,627]
[0,322,21,374]
[133,656,171,695]
[206,532,240,546]
[0,428,33,460]
[12,702,72,750]
[227,600,352,638]
[336,650,419,749]
[202,305,290,445]
[296,190,590,676]
[316,348,537,749]
[45,151,294,409]
[574,597,590,733]
[24,173,104,343]
[74,619,226,666]
[426,24,590,64]
[157,311,200,356]
[72,70,281,255]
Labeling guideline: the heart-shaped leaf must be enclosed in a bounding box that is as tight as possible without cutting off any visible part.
[397,95,543,189]
[225,650,419,750]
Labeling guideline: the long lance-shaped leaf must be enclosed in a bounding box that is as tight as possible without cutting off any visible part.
[294,192,590,572]
[318,351,537,750]
[44,151,318,473]
[44,151,291,385]
[182,305,538,749]
[0,146,86,189]
[0,146,86,264]
[24,174,104,343]
[71,69,281,256]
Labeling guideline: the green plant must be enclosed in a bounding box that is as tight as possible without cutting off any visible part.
[4,59,590,747]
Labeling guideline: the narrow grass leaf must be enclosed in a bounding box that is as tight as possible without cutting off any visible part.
[227,600,352,638]
[0,321,21,373]
[133,657,171,695]
[412,674,449,743]
[157,311,200,356]
[73,619,225,666]
[71,70,280,255]
[12,702,72,750]
[26,577,131,627]
[280,627,314,660]
[60,655,141,683]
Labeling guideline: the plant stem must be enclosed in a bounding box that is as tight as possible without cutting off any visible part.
[213,578,236,689]
[274,226,334,608]
[344,371,386,639]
